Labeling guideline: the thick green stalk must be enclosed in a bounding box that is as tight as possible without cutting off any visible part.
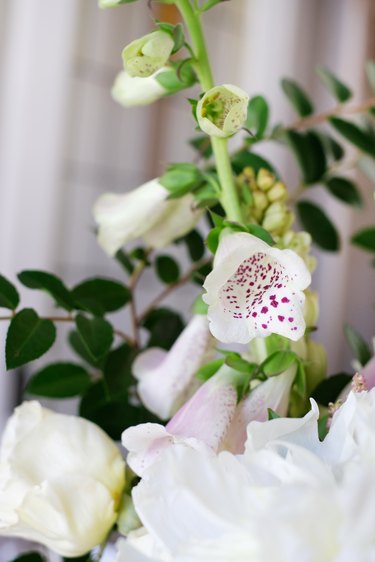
[175,0,243,222]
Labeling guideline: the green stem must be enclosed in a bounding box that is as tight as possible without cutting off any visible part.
[175,0,243,222]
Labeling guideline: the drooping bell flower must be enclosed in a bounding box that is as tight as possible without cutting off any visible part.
[203,232,311,344]
[196,84,249,138]
[111,69,168,107]
[93,179,202,256]
[133,315,215,420]
[122,31,174,78]
[122,366,240,476]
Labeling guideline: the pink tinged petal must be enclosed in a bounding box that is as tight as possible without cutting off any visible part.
[203,232,311,344]
[122,424,174,476]
[361,355,375,390]
[223,366,297,454]
[133,316,214,420]
[166,366,239,452]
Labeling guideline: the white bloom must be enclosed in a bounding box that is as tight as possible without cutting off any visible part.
[117,389,375,562]
[0,401,125,557]
[133,315,215,420]
[122,31,174,78]
[203,232,311,344]
[197,84,249,138]
[111,69,167,107]
[93,179,202,256]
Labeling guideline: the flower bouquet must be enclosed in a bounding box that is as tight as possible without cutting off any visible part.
[1,1,375,561]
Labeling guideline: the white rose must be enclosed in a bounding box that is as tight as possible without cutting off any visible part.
[0,401,125,557]
[93,179,202,256]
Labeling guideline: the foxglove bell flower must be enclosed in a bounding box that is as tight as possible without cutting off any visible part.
[93,179,202,256]
[197,84,249,138]
[133,315,215,420]
[122,31,174,78]
[111,69,167,107]
[203,232,311,344]
[122,366,240,476]
[0,402,125,558]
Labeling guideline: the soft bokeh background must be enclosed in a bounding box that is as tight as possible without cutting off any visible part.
[0,0,374,556]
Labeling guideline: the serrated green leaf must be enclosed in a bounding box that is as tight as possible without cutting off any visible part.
[316,66,352,102]
[6,309,56,369]
[25,362,91,398]
[261,350,297,376]
[245,96,269,138]
[0,274,19,310]
[312,372,352,406]
[344,324,372,365]
[75,314,113,361]
[325,176,362,207]
[297,201,340,251]
[18,270,74,311]
[330,117,375,157]
[155,255,180,284]
[281,78,314,117]
[351,227,375,253]
[72,278,131,316]
[286,130,327,184]
[196,358,225,381]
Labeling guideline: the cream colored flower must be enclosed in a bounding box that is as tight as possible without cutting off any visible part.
[197,84,249,138]
[0,402,125,557]
[93,179,202,256]
[122,31,174,78]
[111,69,167,107]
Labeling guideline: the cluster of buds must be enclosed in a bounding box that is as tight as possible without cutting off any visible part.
[237,166,317,273]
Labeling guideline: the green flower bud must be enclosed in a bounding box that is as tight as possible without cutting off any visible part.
[253,190,268,212]
[305,340,327,395]
[197,84,249,138]
[122,31,174,78]
[303,289,319,327]
[257,168,275,191]
[267,181,287,203]
[262,202,293,235]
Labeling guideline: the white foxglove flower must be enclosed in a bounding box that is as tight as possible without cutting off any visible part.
[122,31,174,78]
[122,366,240,476]
[203,232,311,344]
[111,69,167,107]
[196,84,249,138]
[133,315,215,420]
[0,402,125,558]
[93,179,202,256]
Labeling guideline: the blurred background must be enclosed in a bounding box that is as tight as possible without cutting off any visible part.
[0,0,375,558]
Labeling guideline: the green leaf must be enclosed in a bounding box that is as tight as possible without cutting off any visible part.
[344,324,372,365]
[156,61,196,94]
[351,227,375,253]
[206,226,222,254]
[104,344,137,398]
[297,201,340,251]
[330,117,375,157]
[294,360,306,398]
[68,330,103,368]
[225,353,257,375]
[72,278,131,316]
[184,229,205,262]
[281,78,314,117]
[286,130,327,184]
[231,150,276,175]
[115,249,135,273]
[155,255,180,284]
[325,176,362,207]
[245,96,269,138]
[316,66,352,102]
[267,408,280,420]
[246,224,274,245]
[365,60,375,93]
[11,553,47,562]
[6,309,56,369]
[261,350,297,376]
[18,270,74,311]
[318,414,329,440]
[25,362,91,398]
[0,274,19,310]
[312,372,352,406]
[189,135,212,159]
[358,155,375,182]
[314,131,345,162]
[75,314,113,362]
[160,163,203,197]
[142,307,185,349]
[196,358,225,381]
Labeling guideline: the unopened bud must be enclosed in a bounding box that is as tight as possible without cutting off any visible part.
[197,84,249,138]
[253,190,268,212]
[267,181,287,202]
[122,30,174,78]
[303,289,319,327]
[257,168,275,191]
[305,340,327,395]
[262,202,292,234]
[111,69,167,107]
